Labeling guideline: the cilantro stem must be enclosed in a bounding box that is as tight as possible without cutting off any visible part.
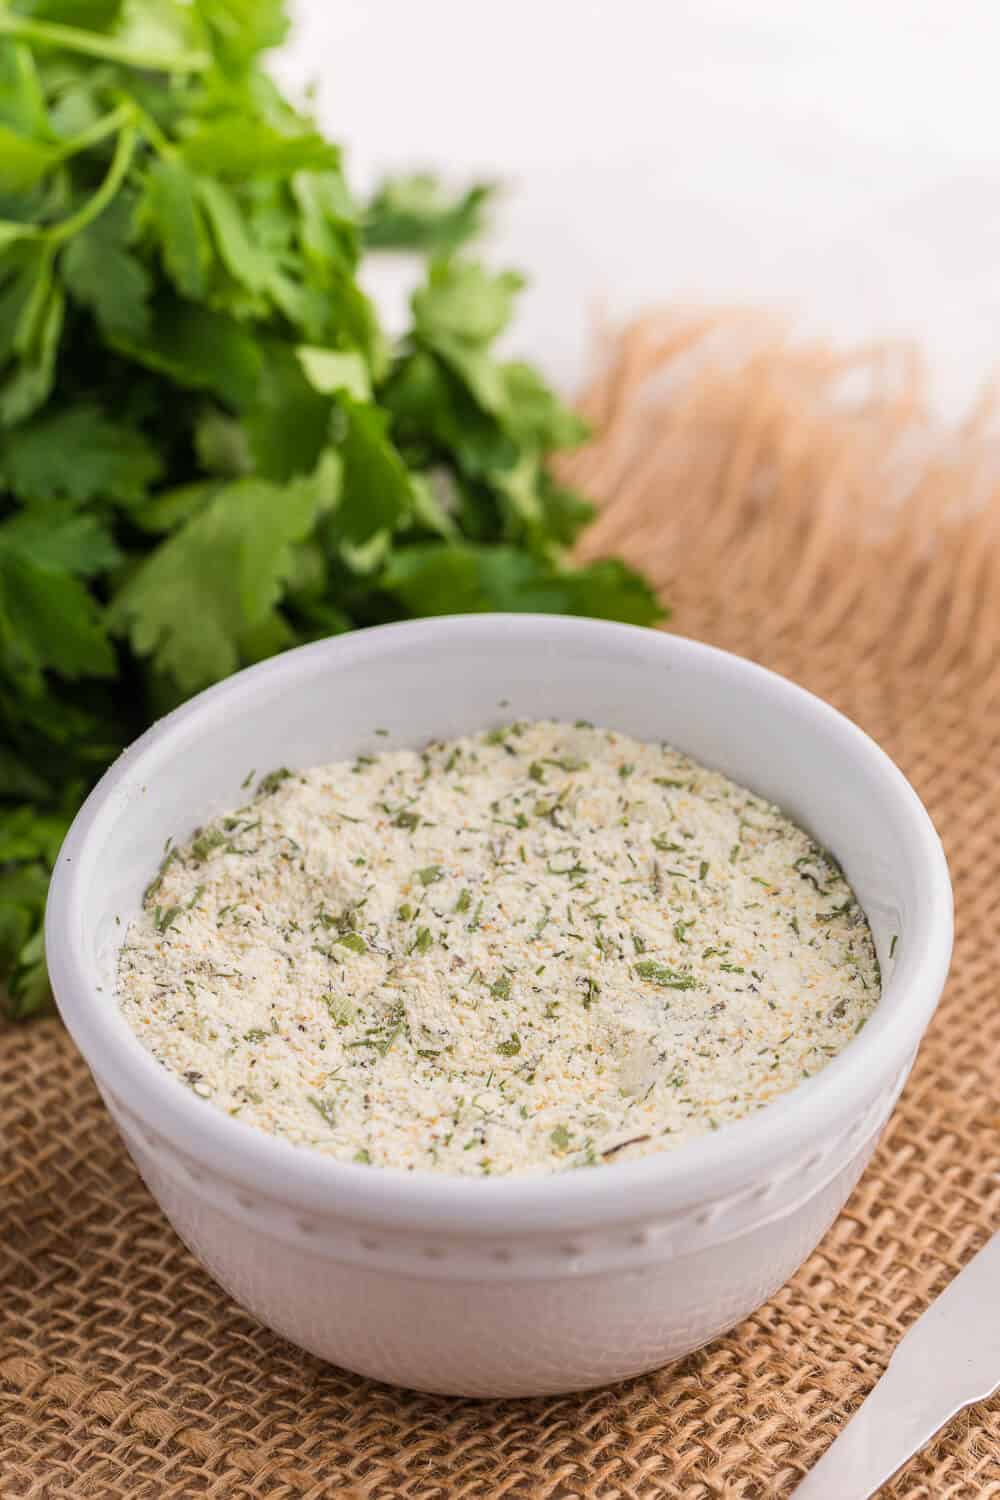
[117,92,175,157]
[48,117,138,247]
[58,103,135,161]
[0,13,211,72]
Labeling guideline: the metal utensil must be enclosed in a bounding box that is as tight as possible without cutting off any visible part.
[794,1231,1000,1498]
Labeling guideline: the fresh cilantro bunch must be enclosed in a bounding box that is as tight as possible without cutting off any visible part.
[0,0,662,1018]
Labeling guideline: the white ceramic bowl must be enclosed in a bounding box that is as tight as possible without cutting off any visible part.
[46,616,952,1397]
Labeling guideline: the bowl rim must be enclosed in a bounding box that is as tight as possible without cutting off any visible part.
[46,615,953,1235]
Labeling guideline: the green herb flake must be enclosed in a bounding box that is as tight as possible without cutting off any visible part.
[257,768,293,797]
[324,995,355,1026]
[417,864,445,886]
[496,1032,521,1056]
[334,932,367,954]
[308,1095,338,1128]
[191,827,227,862]
[634,960,697,990]
[144,848,178,906]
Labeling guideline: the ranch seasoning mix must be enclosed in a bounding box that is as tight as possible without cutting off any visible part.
[116,721,880,1175]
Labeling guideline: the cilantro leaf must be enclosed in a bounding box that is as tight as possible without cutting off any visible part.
[0,129,64,195]
[0,862,51,1019]
[113,295,262,406]
[413,259,524,346]
[0,252,64,425]
[196,176,272,295]
[0,37,51,138]
[292,167,359,268]
[243,337,331,481]
[334,396,414,545]
[381,544,663,625]
[16,1,125,30]
[0,508,120,573]
[141,157,210,300]
[109,470,338,691]
[365,174,495,254]
[180,120,339,178]
[0,543,115,679]
[1,404,161,504]
[499,362,589,450]
[194,0,288,65]
[0,804,72,865]
[62,193,152,342]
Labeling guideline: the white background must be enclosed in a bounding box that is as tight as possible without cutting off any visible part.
[276,1,1000,414]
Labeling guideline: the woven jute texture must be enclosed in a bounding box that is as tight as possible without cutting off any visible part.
[3,312,1000,1499]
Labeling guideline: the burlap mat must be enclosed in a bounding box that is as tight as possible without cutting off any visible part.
[4,311,1000,1499]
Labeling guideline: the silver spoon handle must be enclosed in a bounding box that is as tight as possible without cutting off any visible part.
[794,1231,1000,1499]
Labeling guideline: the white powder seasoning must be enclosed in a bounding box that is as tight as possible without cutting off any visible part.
[117,721,880,1176]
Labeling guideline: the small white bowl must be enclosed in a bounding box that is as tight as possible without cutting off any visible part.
[46,616,952,1397]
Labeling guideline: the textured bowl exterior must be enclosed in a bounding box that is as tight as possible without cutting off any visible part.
[47,616,952,1395]
[100,1065,909,1397]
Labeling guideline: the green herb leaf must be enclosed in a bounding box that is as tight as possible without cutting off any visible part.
[62,194,151,343]
[181,119,338,179]
[413,259,523,346]
[2,404,161,505]
[142,158,211,300]
[366,174,494,254]
[109,472,336,692]
[382,544,662,624]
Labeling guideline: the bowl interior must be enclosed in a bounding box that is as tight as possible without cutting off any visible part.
[49,616,951,1222]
